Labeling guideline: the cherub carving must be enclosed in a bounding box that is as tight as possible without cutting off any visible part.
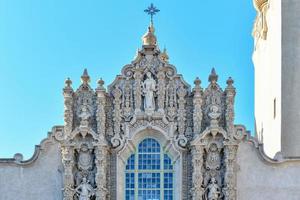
[75,177,94,200]
[205,177,221,200]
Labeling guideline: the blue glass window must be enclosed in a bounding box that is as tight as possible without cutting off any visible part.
[125,138,174,200]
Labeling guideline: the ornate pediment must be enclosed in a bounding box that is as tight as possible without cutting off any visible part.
[58,14,244,199]
[106,25,192,150]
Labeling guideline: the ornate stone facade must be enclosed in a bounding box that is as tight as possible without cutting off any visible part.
[51,22,246,200]
[2,9,300,200]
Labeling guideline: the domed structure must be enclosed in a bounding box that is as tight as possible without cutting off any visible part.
[142,22,157,46]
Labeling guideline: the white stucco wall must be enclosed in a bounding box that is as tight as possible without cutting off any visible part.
[253,0,281,158]
[0,140,63,200]
[237,140,300,200]
[281,0,300,158]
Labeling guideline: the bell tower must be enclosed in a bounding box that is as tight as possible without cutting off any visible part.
[253,0,300,158]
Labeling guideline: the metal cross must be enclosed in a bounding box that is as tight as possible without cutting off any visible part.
[144,3,160,23]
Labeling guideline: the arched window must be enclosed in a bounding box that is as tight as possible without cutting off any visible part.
[125,138,174,200]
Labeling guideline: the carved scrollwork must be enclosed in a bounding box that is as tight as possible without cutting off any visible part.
[193,77,203,135]
[122,78,134,121]
[191,145,205,200]
[111,86,123,148]
[157,70,166,113]
[166,78,177,121]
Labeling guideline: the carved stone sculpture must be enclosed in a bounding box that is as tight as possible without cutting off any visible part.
[205,178,221,200]
[76,177,95,200]
[77,144,93,171]
[142,72,156,112]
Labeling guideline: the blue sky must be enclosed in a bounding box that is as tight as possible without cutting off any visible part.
[0,0,255,159]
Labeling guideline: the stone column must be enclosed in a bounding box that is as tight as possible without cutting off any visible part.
[95,145,109,200]
[61,146,75,200]
[96,79,106,137]
[223,143,238,200]
[157,70,166,113]
[191,145,204,200]
[63,78,74,136]
[134,71,142,113]
[193,77,203,135]
[225,77,236,138]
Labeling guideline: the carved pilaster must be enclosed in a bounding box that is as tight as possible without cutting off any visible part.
[223,143,238,200]
[166,78,177,121]
[225,77,236,138]
[191,145,205,200]
[123,78,133,121]
[193,77,203,135]
[95,145,109,200]
[157,70,166,113]
[177,82,188,147]
[63,78,74,136]
[61,146,75,200]
[96,79,107,137]
[134,71,142,113]
[111,86,123,147]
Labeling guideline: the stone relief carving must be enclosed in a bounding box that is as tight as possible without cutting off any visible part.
[59,35,242,200]
[60,69,109,200]
[190,69,240,200]
[75,177,95,200]
[108,44,190,149]
[193,77,203,135]
[142,72,157,113]
[205,177,221,200]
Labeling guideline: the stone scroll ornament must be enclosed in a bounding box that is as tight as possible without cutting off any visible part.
[59,69,109,200]
[191,69,242,200]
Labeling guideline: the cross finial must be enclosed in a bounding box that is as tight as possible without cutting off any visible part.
[144,3,160,24]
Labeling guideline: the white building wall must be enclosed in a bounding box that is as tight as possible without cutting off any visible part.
[253,0,281,158]
[281,0,300,158]
[0,140,63,200]
[237,140,300,200]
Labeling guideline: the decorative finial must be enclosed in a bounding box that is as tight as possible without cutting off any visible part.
[81,68,90,84]
[65,77,72,88]
[160,47,169,62]
[142,23,157,46]
[144,3,160,24]
[194,77,201,87]
[142,4,160,46]
[97,78,105,89]
[226,77,234,86]
[209,68,218,83]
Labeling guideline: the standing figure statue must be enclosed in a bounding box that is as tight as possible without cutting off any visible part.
[142,72,156,111]
[205,177,221,200]
[75,177,94,200]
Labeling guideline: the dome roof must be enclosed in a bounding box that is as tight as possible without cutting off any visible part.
[142,23,157,46]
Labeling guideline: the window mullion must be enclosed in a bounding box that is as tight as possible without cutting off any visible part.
[160,146,164,199]
[134,149,138,200]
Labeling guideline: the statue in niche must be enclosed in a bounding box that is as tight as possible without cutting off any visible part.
[75,177,94,200]
[205,177,221,200]
[77,144,93,171]
[142,72,156,111]
[206,143,221,170]
[79,103,91,127]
